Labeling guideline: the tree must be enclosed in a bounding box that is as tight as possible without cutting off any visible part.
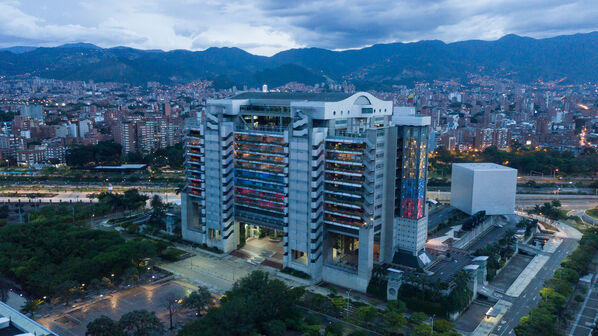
[324,321,344,336]
[86,316,124,336]
[347,331,368,336]
[433,319,455,333]
[384,310,407,334]
[178,271,304,336]
[411,312,428,323]
[386,300,407,314]
[89,278,102,295]
[264,319,286,336]
[118,310,163,336]
[21,299,42,318]
[148,195,165,230]
[163,294,180,330]
[66,141,122,167]
[356,305,377,323]
[414,324,433,336]
[56,280,78,306]
[182,287,212,316]
[0,276,10,302]
[123,189,149,212]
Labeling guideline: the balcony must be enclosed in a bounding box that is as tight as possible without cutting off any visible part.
[235,207,285,230]
[236,153,286,165]
[235,160,285,174]
[235,142,286,155]
[325,151,362,163]
[235,187,285,203]
[235,178,286,193]
[324,203,363,218]
[325,141,365,153]
[234,133,285,145]
[325,182,362,195]
[325,193,362,207]
[234,196,286,213]
[325,172,364,184]
[325,163,363,175]
[235,169,286,184]
[324,213,364,227]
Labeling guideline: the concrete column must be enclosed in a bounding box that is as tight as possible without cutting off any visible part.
[464,264,479,300]
[472,256,489,285]
[358,226,374,283]
[181,193,204,244]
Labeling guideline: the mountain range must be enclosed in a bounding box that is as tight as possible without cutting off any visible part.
[1,32,597,89]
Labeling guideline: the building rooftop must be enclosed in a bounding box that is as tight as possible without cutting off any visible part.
[93,164,147,170]
[231,92,353,102]
[0,302,56,336]
[453,162,516,171]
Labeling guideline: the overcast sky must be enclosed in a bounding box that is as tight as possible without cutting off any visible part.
[1,0,597,55]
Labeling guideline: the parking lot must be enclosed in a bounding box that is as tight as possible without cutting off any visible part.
[570,284,598,336]
[37,280,197,336]
[454,299,493,332]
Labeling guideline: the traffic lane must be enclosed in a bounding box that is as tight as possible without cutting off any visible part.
[494,238,577,336]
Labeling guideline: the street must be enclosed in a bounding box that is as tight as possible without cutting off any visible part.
[36,280,197,336]
[492,238,578,336]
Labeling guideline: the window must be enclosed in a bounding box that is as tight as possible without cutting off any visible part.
[208,228,221,240]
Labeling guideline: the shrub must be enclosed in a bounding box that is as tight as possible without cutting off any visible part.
[387,300,407,314]
[324,321,344,336]
[433,319,455,333]
[264,319,286,336]
[411,312,429,323]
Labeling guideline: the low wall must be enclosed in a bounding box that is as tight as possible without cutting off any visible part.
[322,265,369,292]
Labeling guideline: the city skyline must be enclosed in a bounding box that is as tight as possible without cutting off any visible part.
[0,0,596,55]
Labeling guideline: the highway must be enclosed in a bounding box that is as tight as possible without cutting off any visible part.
[0,190,179,205]
[429,191,598,211]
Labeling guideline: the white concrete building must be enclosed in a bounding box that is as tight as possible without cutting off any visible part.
[181,92,432,291]
[450,163,517,215]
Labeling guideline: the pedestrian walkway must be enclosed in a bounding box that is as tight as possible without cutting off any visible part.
[158,247,330,297]
[505,254,550,297]
[543,237,563,253]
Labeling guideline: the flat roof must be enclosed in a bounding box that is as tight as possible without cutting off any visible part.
[453,162,516,171]
[94,164,147,169]
[231,92,353,102]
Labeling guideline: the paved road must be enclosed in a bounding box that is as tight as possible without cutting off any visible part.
[491,238,578,336]
[0,190,179,205]
[428,205,458,231]
[37,280,197,336]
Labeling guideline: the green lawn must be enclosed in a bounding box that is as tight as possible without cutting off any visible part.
[587,208,598,219]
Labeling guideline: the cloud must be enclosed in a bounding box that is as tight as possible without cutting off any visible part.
[0,0,596,55]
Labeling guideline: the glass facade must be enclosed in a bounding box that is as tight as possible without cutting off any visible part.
[398,126,429,220]
[233,131,287,230]
[324,139,366,228]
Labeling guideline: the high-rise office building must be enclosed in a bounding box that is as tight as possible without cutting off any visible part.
[180,92,431,291]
